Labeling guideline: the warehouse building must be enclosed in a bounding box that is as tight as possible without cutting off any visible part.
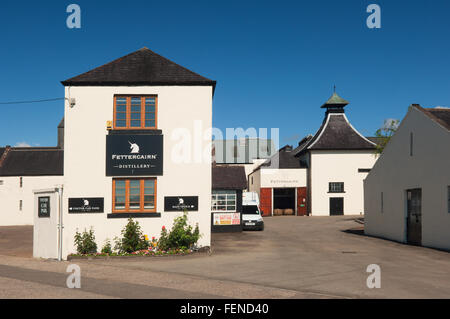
[364,104,450,250]
[211,165,247,232]
[249,92,379,216]
[0,120,64,226]
[212,138,276,182]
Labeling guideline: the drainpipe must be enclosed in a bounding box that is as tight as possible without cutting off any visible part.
[56,185,64,261]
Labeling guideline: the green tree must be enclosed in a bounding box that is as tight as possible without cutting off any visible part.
[374,119,399,154]
[158,212,201,251]
[74,228,97,254]
[116,218,149,253]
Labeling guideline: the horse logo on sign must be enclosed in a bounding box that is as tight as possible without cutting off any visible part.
[128,141,140,154]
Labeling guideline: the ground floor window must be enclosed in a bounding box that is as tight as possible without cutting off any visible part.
[329,182,344,193]
[212,190,236,212]
[112,178,156,213]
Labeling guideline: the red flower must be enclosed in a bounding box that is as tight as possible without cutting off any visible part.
[162,226,166,230]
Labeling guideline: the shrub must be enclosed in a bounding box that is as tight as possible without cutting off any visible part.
[158,212,200,251]
[74,228,97,254]
[116,218,149,253]
[101,239,112,254]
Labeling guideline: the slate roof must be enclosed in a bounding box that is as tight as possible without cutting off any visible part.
[292,135,313,156]
[0,148,63,176]
[366,136,384,146]
[415,105,450,131]
[212,165,247,190]
[61,47,216,90]
[296,113,376,153]
[259,145,301,169]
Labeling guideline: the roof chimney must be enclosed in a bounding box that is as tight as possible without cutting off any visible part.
[0,145,11,167]
[57,117,64,149]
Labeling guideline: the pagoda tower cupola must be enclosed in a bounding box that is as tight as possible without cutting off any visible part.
[320,91,349,114]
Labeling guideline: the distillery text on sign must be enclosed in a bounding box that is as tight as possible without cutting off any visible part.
[106,134,163,176]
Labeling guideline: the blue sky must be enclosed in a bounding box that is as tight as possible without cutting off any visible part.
[0,0,449,147]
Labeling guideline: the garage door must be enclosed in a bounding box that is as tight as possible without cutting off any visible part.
[260,188,272,217]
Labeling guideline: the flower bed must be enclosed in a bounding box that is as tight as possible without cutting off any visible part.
[68,247,194,259]
[70,214,206,259]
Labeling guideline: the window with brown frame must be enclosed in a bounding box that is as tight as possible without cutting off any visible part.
[112,178,156,213]
[114,96,157,129]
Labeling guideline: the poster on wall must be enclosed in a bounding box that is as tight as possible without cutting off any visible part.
[213,213,241,226]
[69,198,104,213]
[38,196,50,218]
[106,134,163,176]
[164,196,198,211]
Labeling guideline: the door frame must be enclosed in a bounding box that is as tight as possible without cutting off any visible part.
[405,188,422,246]
[329,197,344,216]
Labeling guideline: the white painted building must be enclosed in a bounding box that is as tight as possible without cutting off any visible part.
[248,145,308,216]
[0,128,64,226]
[25,47,216,259]
[249,92,379,216]
[364,104,450,250]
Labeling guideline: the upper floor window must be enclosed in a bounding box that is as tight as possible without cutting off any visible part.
[409,132,413,156]
[114,96,157,129]
[329,182,344,193]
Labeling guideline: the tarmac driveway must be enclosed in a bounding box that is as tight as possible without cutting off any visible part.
[80,215,450,298]
[0,217,449,298]
[0,226,32,258]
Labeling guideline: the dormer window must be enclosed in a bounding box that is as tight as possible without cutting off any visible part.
[113,95,157,129]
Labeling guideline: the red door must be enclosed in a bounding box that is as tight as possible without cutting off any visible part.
[260,188,272,217]
[297,187,307,216]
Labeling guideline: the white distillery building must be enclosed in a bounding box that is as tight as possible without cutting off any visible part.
[364,104,450,251]
[0,120,64,226]
[249,92,379,216]
[29,47,216,259]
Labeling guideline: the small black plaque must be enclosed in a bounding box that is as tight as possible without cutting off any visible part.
[38,196,50,218]
[69,198,104,213]
[164,196,198,212]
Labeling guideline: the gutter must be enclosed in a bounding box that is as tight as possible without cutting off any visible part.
[56,185,64,261]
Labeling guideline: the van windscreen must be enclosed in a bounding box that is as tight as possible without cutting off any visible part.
[243,205,259,214]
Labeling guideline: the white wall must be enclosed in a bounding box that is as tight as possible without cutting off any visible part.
[62,85,213,259]
[248,168,307,194]
[311,150,378,216]
[0,176,63,226]
[260,168,307,188]
[364,107,450,250]
[248,169,261,195]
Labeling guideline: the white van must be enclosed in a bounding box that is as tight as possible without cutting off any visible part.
[242,192,264,231]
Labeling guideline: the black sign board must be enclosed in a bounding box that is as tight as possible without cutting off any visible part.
[164,196,198,212]
[69,198,104,213]
[106,134,163,176]
[38,196,50,218]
